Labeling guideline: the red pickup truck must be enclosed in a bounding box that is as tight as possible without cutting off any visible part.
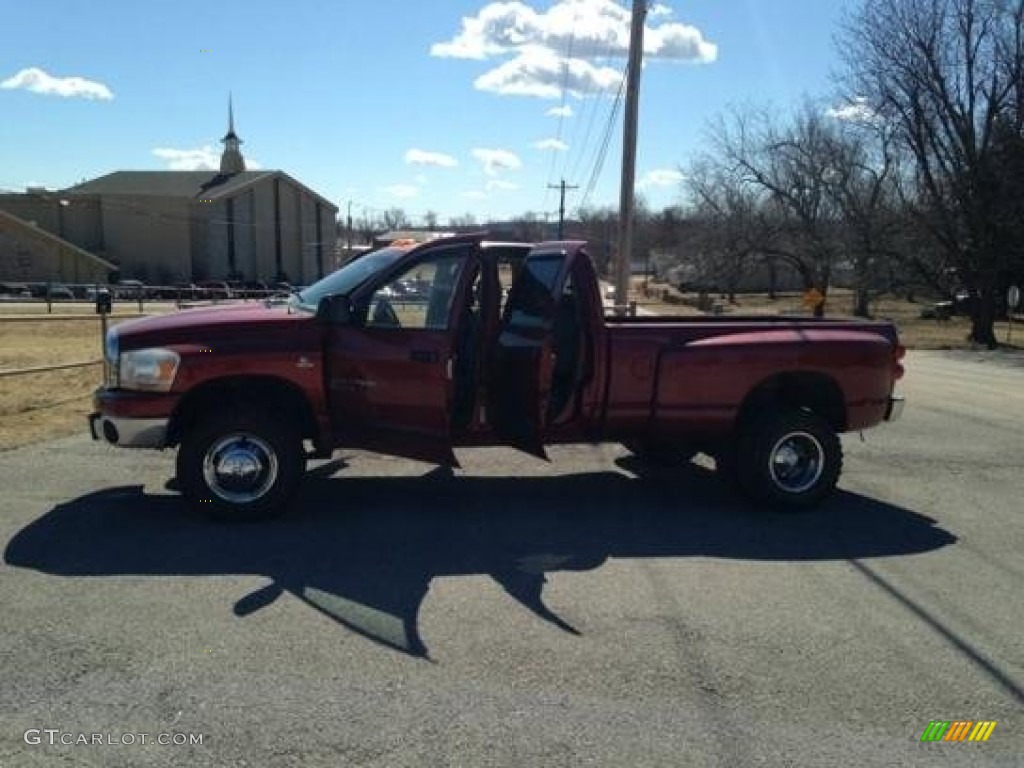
[90,235,904,521]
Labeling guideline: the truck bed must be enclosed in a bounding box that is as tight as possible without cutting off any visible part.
[599,313,901,437]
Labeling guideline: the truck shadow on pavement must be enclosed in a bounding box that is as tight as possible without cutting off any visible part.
[5,461,956,659]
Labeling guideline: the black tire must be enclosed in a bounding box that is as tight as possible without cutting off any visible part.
[734,408,842,511]
[177,409,305,522]
[622,439,697,466]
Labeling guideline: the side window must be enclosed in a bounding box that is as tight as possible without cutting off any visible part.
[503,253,565,329]
[489,246,531,312]
[366,250,467,330]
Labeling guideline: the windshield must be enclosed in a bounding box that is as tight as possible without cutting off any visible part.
[292,248,405,312]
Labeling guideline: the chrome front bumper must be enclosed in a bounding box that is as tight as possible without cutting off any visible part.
[885,396,905,422]
[89,413,168,449]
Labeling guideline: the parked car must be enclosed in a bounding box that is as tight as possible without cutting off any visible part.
[47,284,75,300]
[0,282,32,298]
[195,281,233,300]
[238,281,271,298]
[114,279,146,300]
[90,235,904,522]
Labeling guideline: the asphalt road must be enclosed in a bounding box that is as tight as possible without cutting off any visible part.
[1,350,1021,767]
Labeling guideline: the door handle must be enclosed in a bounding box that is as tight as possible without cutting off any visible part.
[409,349,439,364]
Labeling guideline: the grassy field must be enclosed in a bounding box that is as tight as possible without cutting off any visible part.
[1,292,1016,451]
[632,281,1019,350]
[0,316,135,451]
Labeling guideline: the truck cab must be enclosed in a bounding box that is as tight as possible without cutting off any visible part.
[307,236,597,464]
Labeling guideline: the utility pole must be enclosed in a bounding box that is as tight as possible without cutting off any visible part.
[547,179,578,239]
[613,0,647,316]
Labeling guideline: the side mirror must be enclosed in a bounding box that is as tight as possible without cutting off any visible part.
[316,294,354,325]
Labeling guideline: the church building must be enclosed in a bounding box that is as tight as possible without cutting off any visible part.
[0,100,338,285]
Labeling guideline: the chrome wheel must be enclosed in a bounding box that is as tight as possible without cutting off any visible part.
[768,431,824,494]
[202,433,279,504]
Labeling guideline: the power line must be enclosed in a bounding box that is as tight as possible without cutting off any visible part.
[561,22,629,191]
[578,68,627,211]
[542,11,579,214]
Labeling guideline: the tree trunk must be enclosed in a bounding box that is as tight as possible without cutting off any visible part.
[853,288,871,318]
[970,284,999,348]
[813,285,827,318]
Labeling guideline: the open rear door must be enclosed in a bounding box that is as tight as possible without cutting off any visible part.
[489,243,580,458]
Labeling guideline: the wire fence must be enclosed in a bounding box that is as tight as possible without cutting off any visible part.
[0,360,102,379]
[16,392,94,412]
[0,281,293,314]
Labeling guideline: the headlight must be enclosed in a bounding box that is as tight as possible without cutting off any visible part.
[104,330,119,388]
[119,348,180,392]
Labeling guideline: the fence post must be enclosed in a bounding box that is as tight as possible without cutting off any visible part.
[46,282,52,314]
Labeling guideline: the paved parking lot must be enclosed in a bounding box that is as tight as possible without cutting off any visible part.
[1,350,1021,766]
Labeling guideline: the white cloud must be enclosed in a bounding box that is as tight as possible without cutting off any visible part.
[638,168,684,188]
[432,1,717,99]
[151,145,262,171]
[547,105,573,117]
[472,147,522,175]
[404,148,458,167]
[826,97,879,124]
[475,44,622,98]
[486,179,518,191]
[152,146,220,171]
[463,190,488,200]
[534,138,568,151]
[383,184,420,199]
[1,67,114,100]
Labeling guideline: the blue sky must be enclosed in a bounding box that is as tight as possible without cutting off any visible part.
[0,0,850,224]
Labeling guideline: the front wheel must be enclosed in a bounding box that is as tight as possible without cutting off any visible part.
[177,410,305,522]
[735,408,842,511]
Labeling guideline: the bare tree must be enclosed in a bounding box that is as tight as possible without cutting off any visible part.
[354,211,382,244]
[837,0,1024,346]
[709,103,850,315]
[572,206,618,276]
[823,117,905,316]
[507,211,547,242]
[382,208,409,231]
[423,210,439,229]
[684,155,780,302]
[447,213,478,229]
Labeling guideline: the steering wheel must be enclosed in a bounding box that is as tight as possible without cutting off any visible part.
[371,297,401,327]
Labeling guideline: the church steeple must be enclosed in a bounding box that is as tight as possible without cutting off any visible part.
[220,94,245,174]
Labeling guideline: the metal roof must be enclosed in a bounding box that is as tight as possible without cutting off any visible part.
[62,171,338,210]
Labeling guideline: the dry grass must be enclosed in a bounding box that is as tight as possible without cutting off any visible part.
[0,316,135,452]
[631,281,1018,350]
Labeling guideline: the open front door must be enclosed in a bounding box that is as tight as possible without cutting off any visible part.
[326,241,477,465]
[489,244,578,458]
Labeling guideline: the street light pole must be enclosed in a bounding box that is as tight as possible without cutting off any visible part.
[613,0,647,316]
